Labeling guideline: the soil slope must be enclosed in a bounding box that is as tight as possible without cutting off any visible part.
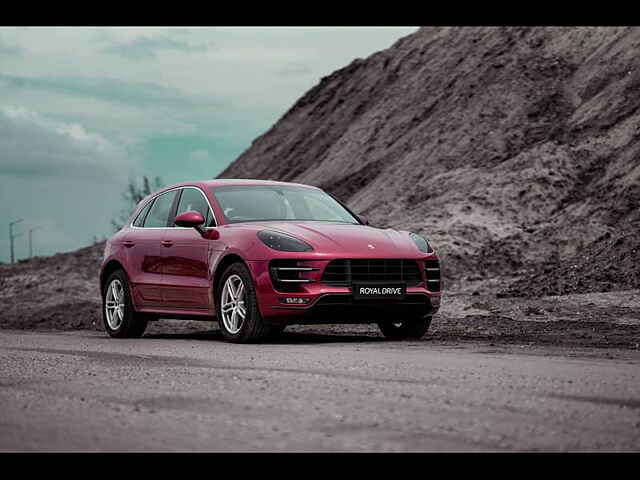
[219,27,640,286]
[504,223,640,297]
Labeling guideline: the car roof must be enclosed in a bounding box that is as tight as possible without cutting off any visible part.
[158,178,321,192]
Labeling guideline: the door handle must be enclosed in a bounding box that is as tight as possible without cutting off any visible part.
[161,240,174,247]
[123,240,135,248]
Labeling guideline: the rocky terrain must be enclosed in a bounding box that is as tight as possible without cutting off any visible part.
[2,27,640,349]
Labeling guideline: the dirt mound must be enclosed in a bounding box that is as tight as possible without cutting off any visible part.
[0,242,211,334]
[503,223,640,297]
[219,27,640,288]
[0,243,105,330]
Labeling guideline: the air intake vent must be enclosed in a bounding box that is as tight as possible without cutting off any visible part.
[322,259,422,286]
[424,259,441,292]
[269,260,318,292]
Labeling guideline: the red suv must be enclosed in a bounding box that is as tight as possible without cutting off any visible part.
[100,179,441,343]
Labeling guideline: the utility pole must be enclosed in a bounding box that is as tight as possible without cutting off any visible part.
[9,218,24,265]
[28,226,41,259]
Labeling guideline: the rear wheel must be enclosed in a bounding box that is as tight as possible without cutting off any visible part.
[377,316,431,340]
[102,269,148,338]
[216,262,270,343]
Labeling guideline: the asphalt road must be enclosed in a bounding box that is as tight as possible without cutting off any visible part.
[1,328,639,451]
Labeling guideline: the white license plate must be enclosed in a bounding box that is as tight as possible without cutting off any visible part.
[352,283,406,300]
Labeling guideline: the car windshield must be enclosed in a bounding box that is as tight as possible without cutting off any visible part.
[211,185,360,224]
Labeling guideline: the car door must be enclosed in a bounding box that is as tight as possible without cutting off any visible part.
[161,187,217,311]
[122,189,179,308]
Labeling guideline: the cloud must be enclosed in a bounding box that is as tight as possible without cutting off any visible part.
[104,35,211,59]
[0,73,222,109]
[0,106,130,180]
[0,106,139,260]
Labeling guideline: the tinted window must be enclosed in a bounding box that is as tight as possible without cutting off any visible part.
[175,188,215,227]
[210,186,359,224]
[143,190,178,228]
[132,200,154,227]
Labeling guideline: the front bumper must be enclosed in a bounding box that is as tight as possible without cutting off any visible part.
[246,258,442,325]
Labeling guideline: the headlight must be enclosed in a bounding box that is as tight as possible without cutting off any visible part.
[257,230,313,252]
[410,233,434,254]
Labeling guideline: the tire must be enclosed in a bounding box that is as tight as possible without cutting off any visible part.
[377,316,432,340]
[216,262,270,343]
[102,269,148,338]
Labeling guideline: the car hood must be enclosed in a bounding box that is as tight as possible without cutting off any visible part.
[232,221,424,257]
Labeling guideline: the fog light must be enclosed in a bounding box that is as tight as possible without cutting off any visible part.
[279,297,311,305]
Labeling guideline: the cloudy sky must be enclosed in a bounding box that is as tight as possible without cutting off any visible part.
[0,26,417,262]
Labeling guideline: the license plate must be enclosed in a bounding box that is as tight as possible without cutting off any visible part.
[352,283,406,300]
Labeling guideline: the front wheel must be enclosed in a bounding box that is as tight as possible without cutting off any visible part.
[377,316,432,340]
[216,262,270,343]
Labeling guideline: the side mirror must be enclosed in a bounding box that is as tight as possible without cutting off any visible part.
[174,211,220,240]
[175,211,205,228]
[358,214,370,225]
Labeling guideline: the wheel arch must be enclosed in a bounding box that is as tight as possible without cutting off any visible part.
[212,253,247,298]
[100,259,128,294]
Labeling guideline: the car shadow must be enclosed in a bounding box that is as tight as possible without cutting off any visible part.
[143,329,388,345]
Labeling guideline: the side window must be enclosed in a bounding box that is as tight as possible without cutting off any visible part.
[143,190,178,228]
[175,188,215,227]
[132,200,154,227]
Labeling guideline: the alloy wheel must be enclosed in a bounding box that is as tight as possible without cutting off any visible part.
[221,274,247,334]
[105,279,125,330]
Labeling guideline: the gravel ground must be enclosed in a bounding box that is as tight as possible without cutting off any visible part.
[1,329,639,452]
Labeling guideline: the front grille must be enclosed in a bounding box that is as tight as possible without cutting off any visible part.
[424,259,441,292]
[322,259,422,286]
[304,293,434,321]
